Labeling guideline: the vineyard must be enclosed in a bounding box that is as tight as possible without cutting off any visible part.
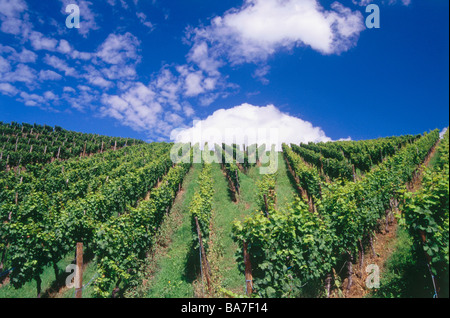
[0,122,448,299]
[0,122,143,172]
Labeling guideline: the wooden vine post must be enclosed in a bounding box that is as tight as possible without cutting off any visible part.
[325,273,332,298]
[195,217,212,294]
[358,239,364,278]
[346,251,353,293]
[243,241,253,296]
[75,242,83,298]
[419,230,440,298]
[235,170,240,195]
[263,194,270,219]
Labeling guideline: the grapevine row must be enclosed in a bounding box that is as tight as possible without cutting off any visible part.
[215,144,241,198]
[189,164,214,250]
[234,130,440,297]
[93,161,191,297]
[256,174,277,216]
[401,129,449,296]
[282,143,322,203]
[0,121,143,171]
[1,143,174,296]
[297,134,421,175]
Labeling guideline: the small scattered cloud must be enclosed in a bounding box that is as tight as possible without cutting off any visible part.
[28,31,59,51]
[43,54,77,77]
[187,41,223,77]
[136,12,154,30]
[252,65,271,85]
[0,45,37,63]
[63,86,76,93]
[0,82,19,96]
[0,55,10,73]
[97,32,141,65]
[1,63,37,84]
[0,0,30,36]
[38,69,63,81]
[184,71,206,97]
[100,82,165,134]
[18,91,46,107]
[107,0,132,9]
[57,39,71,54]
[43,90,58,101]
[352,0,412,6]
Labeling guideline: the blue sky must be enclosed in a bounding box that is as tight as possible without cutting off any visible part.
[0,0,448,143]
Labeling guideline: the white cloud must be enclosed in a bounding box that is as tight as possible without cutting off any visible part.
[203,77,217,91]
[97,32,141,65]
[43,91,58,101]
[28,31,59,51]
[72,50,93,60]
[153,67,183,110]
[100,83,164,133]
[187,41,222,76]
[64,86,99,112]
[19,91,46,107]
[0,55,10,73]
[0,0,30,36]
[57,39,72,54]
[183,104,195,117]
[0,45,37,63]
[14,48,37,63]
[136,12,154,29]
[107,0,131,9]
[39,69,63,81]
[1,63,37,84]
[352,0,412,6]
[387,0,412,5]
[1,16,26,35]
[0,82,19,96]
[63,86,76,93]
[163,0,366,108]
[99,71,200,139]
[189,0,365,67]
[184,71,205,97]
[77,84,93,92]
[87,75,113,89]
[351,0,372,5]
[0,0,27,17]
[101,64,137,80]
[43,54,77,77]
[174,63,223,100]
[252,65,271,84]
[171,103,331,150]
[164,112,184,126]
